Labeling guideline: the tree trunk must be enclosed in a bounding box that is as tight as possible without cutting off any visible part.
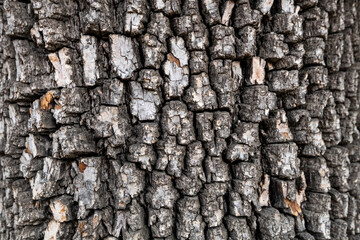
[0,0,359,239]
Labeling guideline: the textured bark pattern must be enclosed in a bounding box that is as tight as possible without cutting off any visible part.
[0,0,359,239]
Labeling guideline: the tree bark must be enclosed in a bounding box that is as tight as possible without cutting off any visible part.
[0,0,359,239]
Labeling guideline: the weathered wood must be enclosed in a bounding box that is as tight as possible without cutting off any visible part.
[0,0,359,239]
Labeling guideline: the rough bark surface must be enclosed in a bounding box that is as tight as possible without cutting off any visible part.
[0,0,359,239]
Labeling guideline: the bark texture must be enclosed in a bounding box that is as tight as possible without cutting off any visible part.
[0,0,359,239]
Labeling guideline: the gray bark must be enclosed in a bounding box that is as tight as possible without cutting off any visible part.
[0,0,359,239]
